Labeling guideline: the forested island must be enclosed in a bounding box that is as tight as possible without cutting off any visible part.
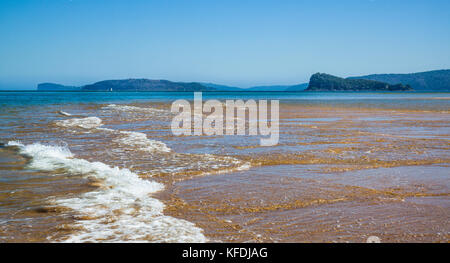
[305,73,412,92]
[36,69,450,92]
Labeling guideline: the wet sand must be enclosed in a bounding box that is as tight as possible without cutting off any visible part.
[0,96,449,242]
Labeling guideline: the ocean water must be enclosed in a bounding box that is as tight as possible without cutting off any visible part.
[0,91,449,242]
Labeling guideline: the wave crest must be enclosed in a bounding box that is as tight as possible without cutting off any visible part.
[7,141,206,243]
[55,117,103,129]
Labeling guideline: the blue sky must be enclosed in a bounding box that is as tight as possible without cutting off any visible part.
[0,0,449,89]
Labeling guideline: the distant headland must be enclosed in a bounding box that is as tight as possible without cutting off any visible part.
[37,83,81,91]
[37,69,450,92]
[305,73,412,92]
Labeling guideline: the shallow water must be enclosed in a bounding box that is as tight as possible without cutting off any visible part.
[0,91,449,242]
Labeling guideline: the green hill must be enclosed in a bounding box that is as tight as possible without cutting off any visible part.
[351,69,450,91]
[81,79,215,92]
[306,73,412,92]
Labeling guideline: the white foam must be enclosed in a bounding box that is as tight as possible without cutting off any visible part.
[55,117,103,129]
[54,113,171,152]
[118,131,171,153]
[103,104,165,113]
[7,141,206,243]
[58,111,72,116]
[200,155,252,175]
[96,127,116,132]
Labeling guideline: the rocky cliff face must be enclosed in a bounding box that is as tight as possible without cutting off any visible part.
[306,73,412,92]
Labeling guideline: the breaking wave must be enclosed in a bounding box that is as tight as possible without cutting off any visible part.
[7,141,206,243]
[118,131,171,153]
[103,104,165,113]
[55,117,103,129]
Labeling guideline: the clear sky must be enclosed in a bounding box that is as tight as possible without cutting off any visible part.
[0,0,449,89]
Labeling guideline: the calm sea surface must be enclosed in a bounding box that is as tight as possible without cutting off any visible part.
[0,91,449,242]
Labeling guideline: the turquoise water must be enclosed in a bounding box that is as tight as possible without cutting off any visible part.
[0,92,448,115]
[1,91,450,105]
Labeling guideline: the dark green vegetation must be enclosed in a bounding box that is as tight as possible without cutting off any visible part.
[36,79,309,92]
[36,69,449,92]
[306,73,412,92]
[82,79,214,92]
[350,69,450,92]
